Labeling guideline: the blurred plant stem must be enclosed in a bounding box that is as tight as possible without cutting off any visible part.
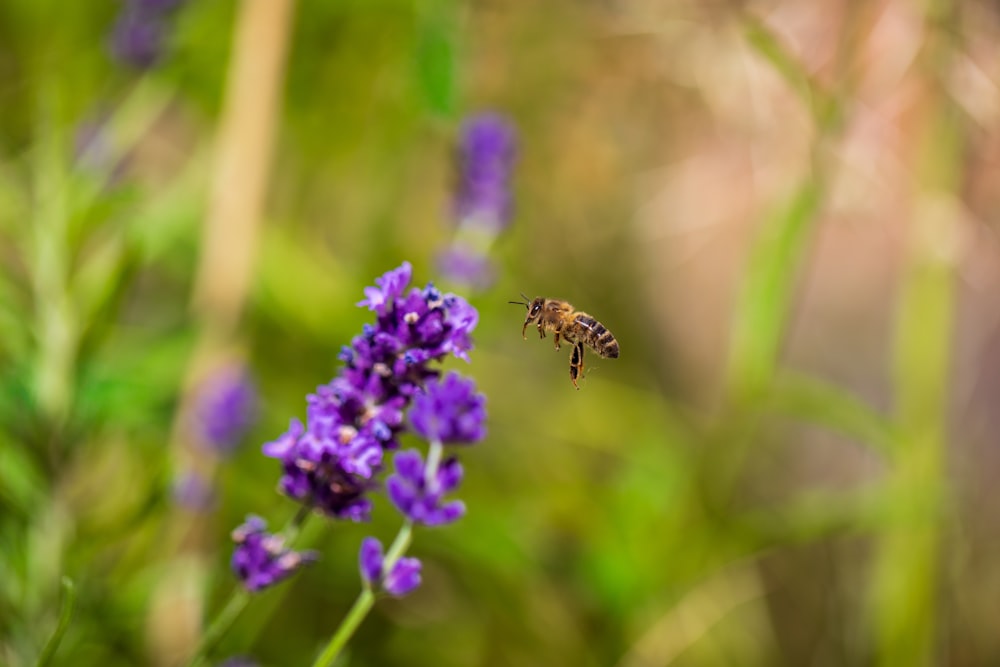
[724,180,823,406]
[30,107,77,426]
[27,71,173,432]
[35,577,74,667]
[149,0,297,664]
[185,506,311,667]
[311,521,415,667]
[870,32,963,665]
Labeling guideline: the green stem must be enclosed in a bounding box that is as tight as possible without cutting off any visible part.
[310,589,376,667]
[36,578,75,667]
[185,589,251,667]
[185,508,312,667]
[311,520,414,667]
[383,521,414,569]
[31,101,75,424]
[424,439,443,482]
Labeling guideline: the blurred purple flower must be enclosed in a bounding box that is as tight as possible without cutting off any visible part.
[438,112,517,291]
[193,365,257,455]
[171,469,216,511]
[409,372,486,445]
[134,0,184,10]
[108,0,184,70]
[218,657,258,667]
[454,114,517,231]
[435,245,496,291]
[109,10,167,70]
[359,537,422,597]
[231,516,316,592]
[387,450,465,526]
[261,262,479,519]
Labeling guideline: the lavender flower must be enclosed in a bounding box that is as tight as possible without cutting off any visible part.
[171,469,216,511]
[409,372,487,445]
[218,658,258,667]
[231,516,316,592]
[108,0,184,70]
[438,113,517,290]
[359,537,422,597]
[261,262,479,519]
[109,10,166,69]
[435,245,496,291]
[387,450,465,526]
[454,114,517,231]
[193,365,257,455]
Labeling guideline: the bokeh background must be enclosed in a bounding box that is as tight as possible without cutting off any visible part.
[3,0,1000,665]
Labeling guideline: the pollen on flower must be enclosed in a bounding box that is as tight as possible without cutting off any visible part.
[259,262,480,519]
[386,450,466,526]
[409,372,487,445]
[231,516,316,593]
[358,536,422,597]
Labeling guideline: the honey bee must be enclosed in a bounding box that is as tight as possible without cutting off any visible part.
[510,294,619,389]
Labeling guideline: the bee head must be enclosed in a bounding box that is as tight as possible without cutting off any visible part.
[510,294,543,335]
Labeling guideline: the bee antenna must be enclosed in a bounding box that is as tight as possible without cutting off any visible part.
[508,292,531,308]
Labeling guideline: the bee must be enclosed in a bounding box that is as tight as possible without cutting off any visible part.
[509,294,619,389]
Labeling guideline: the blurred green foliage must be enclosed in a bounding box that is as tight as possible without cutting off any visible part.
[2,1,999,666]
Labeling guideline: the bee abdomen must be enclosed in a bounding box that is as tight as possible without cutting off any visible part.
[601,334,620,359]
[576,315,620,359]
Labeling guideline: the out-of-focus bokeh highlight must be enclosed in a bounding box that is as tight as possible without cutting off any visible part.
[2,0,1000,665]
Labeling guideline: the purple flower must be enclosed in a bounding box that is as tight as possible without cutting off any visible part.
[357,261,413,316]
[262,263,480,518]
[454,114,517,232]
[171,470,216,511]
[387,450,465,526]
[134,0,184,10]
[109,10,167,70]
[231,516,316,592]
[409,372,486,445]
[192,365,257,455]
[436,245,496,291]
[359,537,422,596]
[108,0,184,70]
[218,658,258,667]
[262,419,377,522]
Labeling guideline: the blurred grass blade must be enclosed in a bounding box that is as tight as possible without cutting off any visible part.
[30,99,77,422]
[767,371,895,456]
[870,86,962,666]
[616,562,767,667]
[416,3,457,119]
[0,437,46,515]
[36,577,75,667]
[725,181,822,404]
[743,15,838,128]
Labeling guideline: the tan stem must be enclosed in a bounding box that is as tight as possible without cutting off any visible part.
[148,1,297,665]
[192,0,296,333]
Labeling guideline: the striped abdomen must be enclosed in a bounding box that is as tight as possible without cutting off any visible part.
[574,314,619,359]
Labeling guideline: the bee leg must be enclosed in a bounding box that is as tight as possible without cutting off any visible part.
[537,323,546,339]
[521,321,529,340]
[569,341,584,389]
[553,330,561,350]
